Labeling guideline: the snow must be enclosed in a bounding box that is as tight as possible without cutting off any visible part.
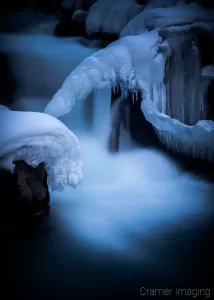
[72,9,88,22]
[120,1,214,37]
[0,107,83,191]
[144,4,214,30]
[0,105,10,110]
[120,0,182,37]
[45,29,168,117]
[85,0,143,35]
[201,65,214,78]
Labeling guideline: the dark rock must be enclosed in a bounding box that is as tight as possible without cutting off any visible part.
[129,91,159,147]
[0,53,17,106]
[196,34,214,68]
[108,89,159,152]
[81,0,97,11]
[85,32,119,43]
[207,80,214,120]
[0,161,50,224]
[32,0,63,15]
[54,20,85,37]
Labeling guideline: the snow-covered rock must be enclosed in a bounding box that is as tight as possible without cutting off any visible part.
[0,107,83,191]
[86,0,143,35]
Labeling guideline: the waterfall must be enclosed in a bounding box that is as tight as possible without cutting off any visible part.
[146,33,214,160]
[165,34,208,125]
[92,89,112,146]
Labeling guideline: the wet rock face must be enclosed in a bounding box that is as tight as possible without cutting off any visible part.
[0,161,50,221]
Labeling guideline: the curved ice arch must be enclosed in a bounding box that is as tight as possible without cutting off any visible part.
[140,81,214,160]
[44,29,168,117]
[0,107,83,191]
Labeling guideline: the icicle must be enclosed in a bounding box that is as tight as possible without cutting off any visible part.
[155,129,214,161]
[131,92,135,103]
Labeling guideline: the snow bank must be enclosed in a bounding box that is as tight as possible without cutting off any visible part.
[86,0,143,35]
[44,29,168,117]
[72,9,88,22]
[0,107,83,191]
[201,65,214,78]
[120,0,181,37]
[120,2,214,37]
[144,4,214,31]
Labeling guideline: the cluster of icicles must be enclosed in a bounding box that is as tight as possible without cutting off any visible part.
[45,1,214,160]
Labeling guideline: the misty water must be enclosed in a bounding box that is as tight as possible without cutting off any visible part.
[4,34,213,266]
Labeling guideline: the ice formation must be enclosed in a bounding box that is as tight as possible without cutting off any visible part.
[45,1,214,160]
[139,3,214,159]
[44,29,167,117]
[0,107,83,190]
[85,0,143,35]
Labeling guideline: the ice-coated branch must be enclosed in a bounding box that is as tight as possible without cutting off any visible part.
[44,29,169,117]
[0,107,83,191]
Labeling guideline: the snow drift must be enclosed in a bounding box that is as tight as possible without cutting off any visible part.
[0,107,83,190]
[144,4,214,32]
[202,65,214,78]
[120,0,183,37]
[120,1,214,37]
[85,0,143,35]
